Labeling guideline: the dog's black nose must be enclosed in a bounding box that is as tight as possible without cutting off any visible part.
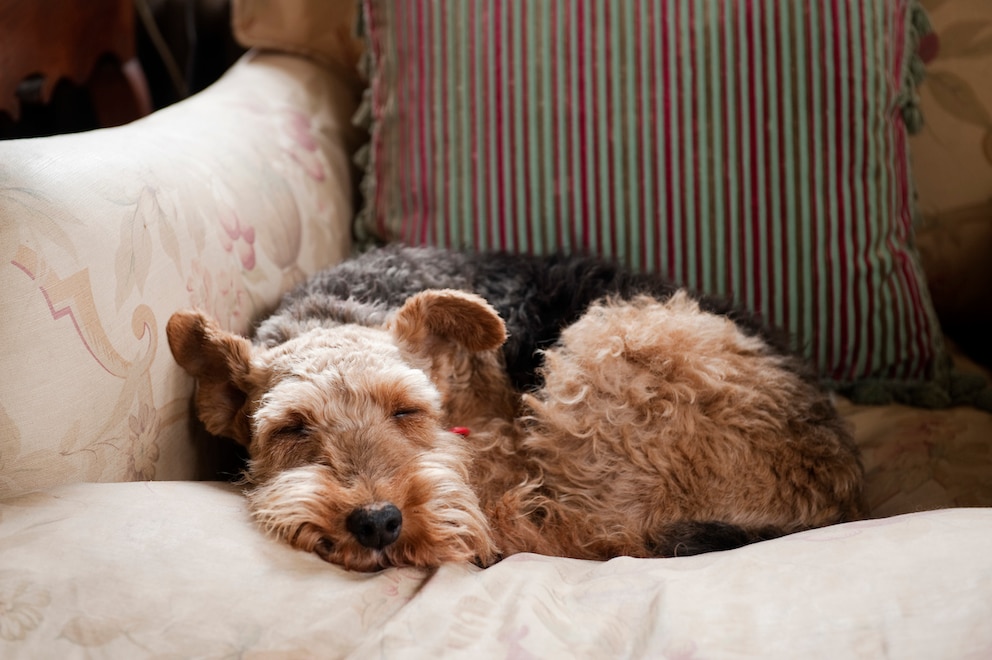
[346,504,403,550]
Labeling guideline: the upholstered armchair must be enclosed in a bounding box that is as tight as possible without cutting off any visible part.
[1,3,362,492]
[1,0,990,656]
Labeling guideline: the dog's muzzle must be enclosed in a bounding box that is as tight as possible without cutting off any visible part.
[346,504,403,550]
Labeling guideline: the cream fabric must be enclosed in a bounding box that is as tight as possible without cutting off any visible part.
[0,481,989,657]
[0,52,356,496]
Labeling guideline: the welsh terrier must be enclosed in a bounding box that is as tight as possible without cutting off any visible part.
[167,245,865,571]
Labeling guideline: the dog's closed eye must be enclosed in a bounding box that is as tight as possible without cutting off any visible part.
[392,408,423,420]
[275,417,312,438]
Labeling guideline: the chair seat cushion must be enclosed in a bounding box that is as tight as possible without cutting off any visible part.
[1,480,990,657]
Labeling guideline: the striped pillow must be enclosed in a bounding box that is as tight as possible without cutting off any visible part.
[356,0,952,403]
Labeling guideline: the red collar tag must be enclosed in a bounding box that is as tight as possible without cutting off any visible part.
[449,426,471,437]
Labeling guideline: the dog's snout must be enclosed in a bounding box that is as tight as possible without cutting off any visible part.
[346,504,403,550]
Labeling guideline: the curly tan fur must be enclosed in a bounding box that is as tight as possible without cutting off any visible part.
[167,252,865,571]
[493,293,863,559]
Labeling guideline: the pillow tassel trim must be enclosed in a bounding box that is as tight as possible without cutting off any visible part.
[352,0,382,250]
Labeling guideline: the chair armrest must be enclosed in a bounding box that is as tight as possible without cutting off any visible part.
[0,51,359,496]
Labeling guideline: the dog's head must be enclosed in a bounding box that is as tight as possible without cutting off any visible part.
[166,289,506,571]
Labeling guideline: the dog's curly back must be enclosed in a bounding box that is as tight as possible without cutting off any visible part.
[167,246,866,570]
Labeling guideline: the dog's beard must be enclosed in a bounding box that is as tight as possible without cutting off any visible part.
[246,462,499,571]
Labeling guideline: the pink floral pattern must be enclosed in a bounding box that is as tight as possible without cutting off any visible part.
[217,206,257,271]
[279,108,328,182]
[0,51,355,497]
[185,259,251,331]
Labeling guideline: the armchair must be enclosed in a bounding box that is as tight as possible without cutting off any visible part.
[1,49,358,493]
[1,0,990,656]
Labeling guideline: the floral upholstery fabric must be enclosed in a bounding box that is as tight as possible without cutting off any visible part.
[912,0,992,216]
[0,481,990,657]
[842,369,992,516]
[0,52,357,497]
[912,0,992,358]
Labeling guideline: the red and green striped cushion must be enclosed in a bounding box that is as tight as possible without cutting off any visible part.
[356,0,948,398]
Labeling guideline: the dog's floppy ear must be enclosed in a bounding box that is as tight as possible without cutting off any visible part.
[166,310,255,446]
[392,289,506,353]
